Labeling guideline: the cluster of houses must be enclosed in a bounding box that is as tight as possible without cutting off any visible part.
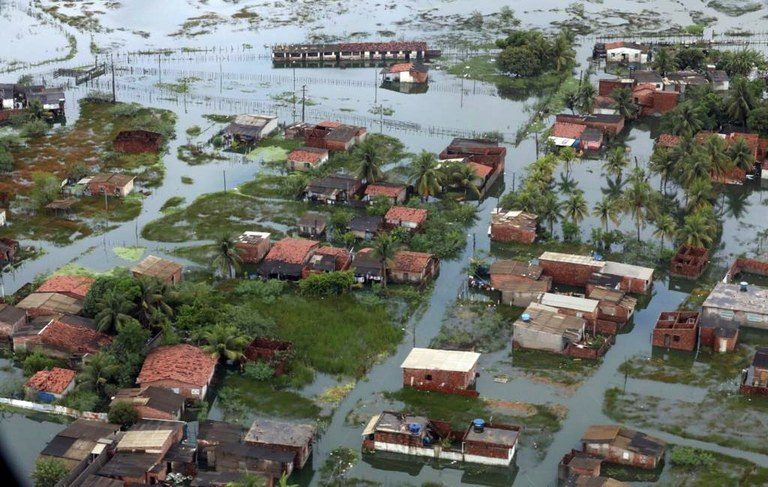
[271,41,436,64]
[0,82,65,122]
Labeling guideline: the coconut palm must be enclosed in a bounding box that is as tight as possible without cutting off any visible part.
[578,83,596,114]
[678,210,716,248]
[603,147,629,178]
[559,146,578,176]
[95,291,135,333]
[449,163,482,199]
[652,213,677,251]
[409,151,443,201]
[611,88,638,119]
[592,197,619,231]
[678,146,712,189]
[685,177,713,212]
[649,147,675,193]
[371,233,399,287]
[552,32,575,72]
[563,88,579,115]
[134,277,173,327]
[702,134,732,180]
[212,234,242,279]
[77,352,120,397]
[728,136,756,173]
[666,103,705,138]
[199,323,250,362]
[563,191,588,223]
[726,76,757,127]
[651,48,677,75]
[622,170,652,242]
[355,140,384,183]
[537,192,562,236]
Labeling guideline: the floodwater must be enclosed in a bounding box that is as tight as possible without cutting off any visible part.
[2,0,768,485]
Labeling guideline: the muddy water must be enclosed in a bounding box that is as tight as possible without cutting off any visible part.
[2,0,768,485]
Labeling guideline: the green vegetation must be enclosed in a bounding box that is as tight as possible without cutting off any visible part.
[668,448,768,485]
[495,29,575,78]
[108,402,139,428]
[216,373,321,420]
[32,458,68,487]
[505,349,599,388]
[431,302,514,352]
[707,0,762,16]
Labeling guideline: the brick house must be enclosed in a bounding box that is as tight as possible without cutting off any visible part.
[632,84,679,116]
[304,121,367,152]
[599,261,654,294]
[438,138,506,174]
[304,245,352,275]
[489,209,537,244]
[598,78,634,97]
[400,348,480,396]
[384,206,428,232]
[346,215,383,240]
[555,114,625,136]
[670,245,709,279]
[244,337,293,376]
[132,255,183,285]
[389,250,439,285]
[244,419,316,469]
[586,286,637,333]
[539,252,604,287]
[548,121,585,148]
[351,247,383,283]
[581,425,666,470]
[221,114,278,145]
[25,367,76,402]
[113,130,163,154]
[36,275,95,300]
[741,348,768,396]
[539,293,600,327]
[0,304,26,344]
[629,70,663,90]
[364,182,408,205]
[258,237,320,280]
[489,260,550,306]
[381,63,429,84]
[110,386,186,421]
[286,146,329,172]
[136,344,218,400]
[297,211,328,238]
[31,319,111,360]
[652,311,699,352]
[87,173,136,197]
[236,231,272,264]
[304,173,364,204]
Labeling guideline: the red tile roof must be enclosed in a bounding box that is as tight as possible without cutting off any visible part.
[385,206,428,225]
[314,246,352,269]
[317,120,342,129]
[137,344,217,387]
[25,367,76,394]
[36,275,95,300]
[387,63,414,73]
[288,147,328,164]
[657,134,681,148]
[551,122,586,139]
[365,183,407,198]
[264,238,319,265]
[39,320,112,355]
[469,162,493,180]
[392,251,434,273]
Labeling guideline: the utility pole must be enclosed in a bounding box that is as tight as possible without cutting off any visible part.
[158,53,161,84]
[460,76,464,108]
[223,169,227,192]
[374,68,378,104]
[379,105,383,133]
[111,53,116,103]
[292,62,297,122]
[301,85,306,123]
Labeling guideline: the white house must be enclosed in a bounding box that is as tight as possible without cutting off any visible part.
[605,42,649,64]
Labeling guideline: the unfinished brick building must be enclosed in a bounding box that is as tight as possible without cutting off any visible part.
[652,311,699,352]
[538,252,603,287]
[670,245,709,279]
[489,209,537,244]
[400,348,480,396]
[244,337,293,376]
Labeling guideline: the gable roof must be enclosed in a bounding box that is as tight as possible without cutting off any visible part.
[137,344,217,387]
[365,182,407,198]
[111,386,186,416]
[385,206,428,225]
[551,122,586,139]
[131,255,183,281]
[39,319,111,354]
[264,237,319,265]
[17,292,83,315]
[25,367,76,394]
[36,275,95,300]
[401,347,480,372]
[288,147,328,164]
[392,250,434,273]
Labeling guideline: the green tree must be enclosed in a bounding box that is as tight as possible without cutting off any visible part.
[371,233,399,287]
[726,76,758,127]
[409,151,443,201]
[551,31,575,72]
[32,458,68,487]
[212,234,242,279]
[747,105,768,136]
[652,48,677,75]
[22,352,57,376]
[497,46,542,77]
[108,401,140,429]
[685,178,713,212]
[95,291,135,333]
[729,136,756,172]
[448,163,481,199]
[299,270,355,296]
[29,171,60,208]
[78,352,120,398]
[665,102,704,138]
[652,213,677,251]
[603,147,629,178]
[355,139,384,183]
[702,134,732,180]
[563,191,588,223]
[577,82,596,114]
[610,88,637,119]
[675,47,705,71]
[134,277,173,327]
[678,210,716,248]
[199,323,250,362]
[562,86,579,115]
[592,197,619,231]
[622,170,652,242]
[649,147,675,193]
[558,146,578,176]
[537,192,562,236]
[0,146,13,172]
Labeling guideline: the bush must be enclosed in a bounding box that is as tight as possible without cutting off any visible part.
[20,120,50,138]
[32,458,68,487]
[234,279,285,301]
[108,401,140,428]
[0,147,13,172]
[60,390,100,412]
[22,352,57,376]
[670,446,715,469]
[299,271,355,296]
[243,361,275,381]
[29,171,60,209]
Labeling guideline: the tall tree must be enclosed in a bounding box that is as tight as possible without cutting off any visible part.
[448,163,481,199]
[78,352,120,398]
[726,76,758,127]
[213,234,242,279]
[552,31,575,72]
[622,170,652,242]
[558,146,578,176]
[652,213,677,251]
[678,210,716,248]
[95,291,135,333]
[577,82,596,114]
[199,323,249,362]
[603,147,629,178]
[702,134,732,180]
[665,103,705,138]
[611,88,638,119]
[563,191,588,224]
[371,233,399,287]
[592,197,619,231]
[649,147,675,193]
[685,177,713,212]
[729,136,756,173]
[652,48,677,75]
[409,151,443,201]
[134,278,173,327]
[355,139,384,183]
[537,192,562,236]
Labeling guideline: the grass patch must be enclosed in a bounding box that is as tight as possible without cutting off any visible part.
[707,0,762,16]
[177,144,228,165]
[246,146,289,163]
[217,373,320,420]
[506,349,599,388]
[112,246,145,261]
[667,448,768,485]
[160,196,185,213]
[181,176,194,184]
[431,301,515,352]
[203,114,235,124]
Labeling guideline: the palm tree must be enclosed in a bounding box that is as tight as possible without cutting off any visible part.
[134,277,173,327]
[622,171,652,242]
[678,210,716,248]
[563,191,588,223]
[371,233,399,287]
[726,76,757,126]
[652,213,677,251]
[685,177,713,212]
[577,83,596,114]
[537,192,562,236]
[666,103,704,138]
[449,163,482,199]
[78,352,120,397]
[355,140,384,183]
[95,291,135,333]
[649,147,675,194]
[702,134,732,180]
[199,323,249,362]
[212,234,242,279]
[729,136,756,173]
[552,32,575,72]
[603,147,628,178]
[563,88,579,115]
[592,197,619,231]
[678,146,712,189]
[558,147,578,176]
[652,48,677,75]
[409,151,443,201]
[611,88,638,119]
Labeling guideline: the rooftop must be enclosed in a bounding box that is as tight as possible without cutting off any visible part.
[244,419,315,447]
[0,303,25,324]
[307,173,362,191]
[752,348,768,369]
[582,425,665,457]
[263,237,319,264]
[539,252,602,267]
[25,367,76,394]
[489,259,543,280]
[40,319,111,355]
[347,215,382,233]
[117,429,174,452]
[98,452,158,479]
[288,147,328,164]
[514,303,586,336]
[630,70,663,84]
[297,211,328,227]
[131,255,183,280]
[36,275,95,300]
[469,162,494,180]
[540,293,599,314]
[137,344,217,387]
[702,282,768,315]
[365,182,407,198]
[464,424,520,447]
[17,292,83,315]
[237,231,271,245]
[367,411,429,436]
[602,261,654,281]
[490,210,537,231]
[89,172,136,187]
[551,122,586,140]
[392,250,434,273]
[385,206,428,224]
[400,347,480,372]
[110,386,185,416]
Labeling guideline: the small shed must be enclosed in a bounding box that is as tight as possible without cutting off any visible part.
[88,173,136,197]
[581,425,666,470]
[389,250,439,285]
[600,261,654,294]
[652,311,699,352]
[384,206,428,232]
[352,247,383,283]
[286,146,329,172]
[346,215,383,240]
[670,245,709,279]
[25,367,76,402]
[236,231,272,264]
[222,114,278,145]
[401,348,480,395]
[364,182,408,205]
[304,246,352,275]
[132,255,183,285]
[258,237,319,280]
[381,63,429,84]
[512,303,585,353]
[17,292,83,317]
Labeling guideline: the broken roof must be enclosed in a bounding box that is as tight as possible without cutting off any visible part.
[17,292,83,315]
[39,319,111,355]
[25,367,76,394]
[514,303,586,335]
[137,344,217,387]
[244,419,315,447]
[490,210,537,231]
[237,231,271,244]
[400,347,480,372]
[131,255,183,280]
[489,259,543,280]
[111,386,185,416]
[582,425,665,457]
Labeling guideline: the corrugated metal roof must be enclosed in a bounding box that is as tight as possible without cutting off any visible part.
[539,252,602,267]
[117,430,173,451]
[540,293,599,313]
[400,347,480,372]
[602,261,654,281]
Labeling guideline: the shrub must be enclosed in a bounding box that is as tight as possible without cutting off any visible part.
[20,120,50,138]
[670,446,715,469]
[299,271,355,296]
[29,171,60,208]
[32,458,68,487]
[0,147,13,172]
[108,401,140,429]
[243,361,275,381]
[22,352,57,376]
[234,279,285,301]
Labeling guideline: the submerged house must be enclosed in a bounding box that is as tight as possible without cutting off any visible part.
[604,42,649,64]
[346,215,383,240]
[110,387,186,421]
[221,114,278,145]
[587,286,637,333]
[741,348,768,396]
[305,246,352,275]
[652,311,699,352]
[489,259,550,307]
[297,211,328,238]
[258,237,319,280]
[304,121,367,152]
[381,63,429,84]
[136,344,217,400]
[235,231,272,264]
[362,412,520,466]
[304,173,363,204]
[401,348,480,396]
[384,206,428,232]
[439,138,506,174]
[581,425,666,470]
[30,319,111,360]
[489,209,537,244]
[25,367,76,402]
[389,250,439,285]
[38,419,120,472]
[539,293,600,327]
[87,173,136,197]
[701,282,768,331]
[352,247,383,283]
[512,303,585,354]
[244,419,316,469]
[364,182,408,205]
[670,245,709,279]
[286,146,329,172]
[538,252,604,288]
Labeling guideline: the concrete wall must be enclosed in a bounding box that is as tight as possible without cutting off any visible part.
[513,325,565,353]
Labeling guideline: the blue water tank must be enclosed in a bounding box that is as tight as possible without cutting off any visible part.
[473,418,485,429]
[521,313,531,322]
[593,252,603,261]
[408,423,422,434]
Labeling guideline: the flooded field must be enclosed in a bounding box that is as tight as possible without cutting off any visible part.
[2,0,768,485]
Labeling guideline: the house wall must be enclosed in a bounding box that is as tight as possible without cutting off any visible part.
[539,259,602,287]
[714,333,738,353]
[0,313,27,340]
[489,223,536,244]
[403,366,476,392]
[139,379,209,401]
[500,289,543,307]
[512,325,565,353]
[583,441,660,469]
[652,326,697,351]
[596,302,631,324]
[214,447,291,479]
[617,276,650,294]
[702,307,768,331]
[550,306,598,326]
[236,241,271,264]
[134,405,180,421]
[371,439,513,466]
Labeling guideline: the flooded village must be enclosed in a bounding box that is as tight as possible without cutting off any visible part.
[3,0,768,486]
